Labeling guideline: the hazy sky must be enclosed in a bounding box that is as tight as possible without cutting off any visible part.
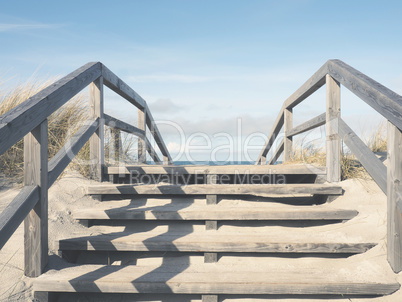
[1,0,401,161]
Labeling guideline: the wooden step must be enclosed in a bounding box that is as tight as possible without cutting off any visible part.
[57,230,375,254]
[34,263,400,296]
[86,183,342,196]
[107,164,326,175]
[73,203,358,221]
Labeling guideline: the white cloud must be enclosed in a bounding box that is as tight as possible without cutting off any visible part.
[0,23,60,32]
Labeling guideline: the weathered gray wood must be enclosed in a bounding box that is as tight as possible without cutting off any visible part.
[284,61,329,109]
[326,74,341,183]
[287,113,326,137]
[138,108,147,164]
[256,106,284,163]
[48,119,99,187]
[109,127,121,165]
[73,206,358,221]
[101,64,146,110]
[267,139,284,165]
[104,114,145,137]
[206,174,217,205]
[387,122,402,272]
[338,118,387,193]
[24,120,48,277]
[33,264,400,295]
[328,60,402,131]
[86,183,342,196]
[284,108,293,162]
[0,186,39,250]
[144,103,173,163]
[204,252,218,263]
[259,155,266,165]
[144,137,162,164]
[0,62,101,157]
[107,164,326,175]
[202,295,218,302]
[89,77,104,182]
[205,221,218,231]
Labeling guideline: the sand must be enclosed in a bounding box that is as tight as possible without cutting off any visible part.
[0,170,401,301]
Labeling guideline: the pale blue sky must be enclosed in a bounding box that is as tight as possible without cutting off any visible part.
[1,0,401,161]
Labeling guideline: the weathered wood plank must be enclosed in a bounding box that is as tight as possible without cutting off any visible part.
[206,174,217,205]
[138,108,147,164]
[86,183,342,196]
[109,127,121,165]
[0,62,101,157]
[24,120,48,277]
[256,106,284,163]
[101,64,146,110]
[104,114,145,137]
[328,60,402,131]
[202,295,218,302]
[267,139,284,165]
[0,186,39,250]
[107,164,326,175]
[34,263,400,295]
[387,122,402,272]
[287,113,326,137]
[73,206,358,221]
[48,119,99,187]
[338,118,387,193]
[284,61,329,109]
[89,77,104,182]
[284,108,293,162]
[326,75,341,183]
[58,233,375,253]
[144,103,172,163]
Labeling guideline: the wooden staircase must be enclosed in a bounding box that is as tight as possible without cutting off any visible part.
[33,165,400,301]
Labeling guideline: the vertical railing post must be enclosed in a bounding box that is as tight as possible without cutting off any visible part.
[89,77,104,182]
[24,119,48,277]
[326,74,341,182]
[284,108,293,162]
[260,156,266,165]
[138,108,147,164]
[110,128,121,165]
[387,122,402,273]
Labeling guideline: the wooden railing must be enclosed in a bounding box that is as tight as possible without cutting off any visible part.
[256,59,402,273]
[0,62,172,277]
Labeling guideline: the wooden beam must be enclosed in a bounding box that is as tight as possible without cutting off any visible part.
[110,128,121,165]
[0,186,39,250]
[0,62,101,157]
[86,183,343,196]
[267,139,284,165]
[284,108,293,161]
[101,64,146,110]
[326,74,341,183]
[284,61,329,109]
[256,107,284,164]
[145,137,162,164]
[104,114,145,137]
[387,122,402,272]
[328,60,402,131]
[107,164,326,175]
[138,108,147,164]
[89,77,104,182]
[24,120,48,277]
[48,119,99,187]
[287,113,326,137]
[338,118,387,193]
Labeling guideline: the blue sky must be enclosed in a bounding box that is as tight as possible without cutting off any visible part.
[1,0,402,161]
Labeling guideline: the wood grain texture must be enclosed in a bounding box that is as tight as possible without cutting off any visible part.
[0,62,101,157]
[284,108,293,162]
[328,60,402,131]
[137,108,147,164]
[101,64,146,110]
[387,122,402,272]
[86,183,342,196]
[104,114,145,137]
[202,295,218,302]
[34,263,400,295]
[326,75,341,183]
[73,206,358,221]
[338,118,387,193]
[267,139,284,165]
[48,119,99,187]
[24,120,48,277]
[0,186,39,250]
[107,164,326,175]
[287,113,326,137]
[206,174,217,205]
[89,77,104,182]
